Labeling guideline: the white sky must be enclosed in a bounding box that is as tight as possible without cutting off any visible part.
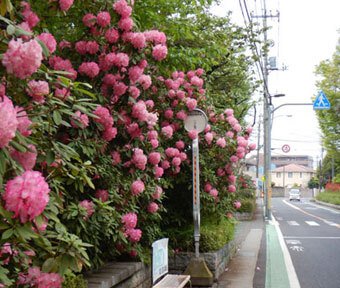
[211,0,340,168]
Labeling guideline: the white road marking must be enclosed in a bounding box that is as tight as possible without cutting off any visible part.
[325,221,340,227]
[308,202,340,214]
[271,215,301,288]
[305,221,320,226]
[286,240,301,245]
[305,207,317,210]
[276,217,283,221]
[287,221,300,226]
[284,236,340,239]
[289,246,304,252]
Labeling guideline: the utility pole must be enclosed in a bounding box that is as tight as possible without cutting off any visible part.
[252,0,280,220]
[256,114,262,187]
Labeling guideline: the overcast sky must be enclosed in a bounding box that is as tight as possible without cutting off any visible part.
[211,0,340,167]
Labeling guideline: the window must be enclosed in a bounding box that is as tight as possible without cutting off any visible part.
[300,172,303,178]
[276,172,281,178]
[288,172,293,178]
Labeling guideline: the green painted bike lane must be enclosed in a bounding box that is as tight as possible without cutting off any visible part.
[265,223,291,288]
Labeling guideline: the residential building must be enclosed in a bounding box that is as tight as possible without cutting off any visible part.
[271,163,315,189]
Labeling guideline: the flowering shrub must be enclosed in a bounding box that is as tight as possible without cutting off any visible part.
[0,0,259,285]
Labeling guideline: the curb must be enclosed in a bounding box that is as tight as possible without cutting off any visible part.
[311,199,340,210]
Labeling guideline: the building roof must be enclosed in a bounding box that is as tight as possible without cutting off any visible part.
[272,163,315,173]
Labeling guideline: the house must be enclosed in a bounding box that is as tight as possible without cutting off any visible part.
[271,163,315,189]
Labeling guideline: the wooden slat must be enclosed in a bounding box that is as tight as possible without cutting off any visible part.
[153,274,190,288]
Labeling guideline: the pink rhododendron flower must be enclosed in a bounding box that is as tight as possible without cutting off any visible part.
[78,62,100,78]
[0,243,12,264]
[217,168,225,177]
[0,96,18,149]
[204,183,212,192]
[37,33,57,53]
[71,110,89,129]
[249,143,256,150]
[16,107,32,136]
[234,201,242,209]
[131,32,146,49]
[152,44,168,61]
[147,130,158,140]
[132,148,147,170]
[204,124,211,133]
[138,74,152,90]
[79,200,95,220]
[144,30,167,45]
[164,109,174,119]
[176,110,187,121]
[147,202,159,213]
[2,38,42,79]
[228,185,236,193]
[93,106,113,129]
[216,137,226,148]
[154,166,164,178]
[86,41,99,54]
[102,126,117,141]
[27,80,49,103]
[59,40,71,50]
[150,139,159,148]
[83,13,96,27]
[230,155,238,163]
[3,171,50,223]
[205,132,213,145]
[176,141,185,150]
[127,123,142,138]
[185,98,197,111]
[21,2,39,28]
[172,157,181,166]
[228,175,236,184]
[128,65,143,83]
[148,152,161,165]
[245,126,253,134]
[113,0,132,18]
[161,159,170,170]
[96,11,111,27]
[10,144,37,171]
[128,228,142,242]
[226,131,234,138]
[132,101,148,122]
[190,76,203,87]
[188,129,198,140]
[165,148,179,158]
[111,151,121,166]
[131,180,145,195]
[118,17,133,31]
[224,108,234,116]
[122,212,137,229]
[161,125,173,138]
[75,40,87,55]
[59,0,74,11]
[209,189,218,198]
[152,186,163,200]
[95,189,109,202]
[233,123,242,132]
[18,267,62,288]
[105,28,119,43]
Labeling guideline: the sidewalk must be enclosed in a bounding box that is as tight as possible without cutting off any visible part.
[216,199,265,288]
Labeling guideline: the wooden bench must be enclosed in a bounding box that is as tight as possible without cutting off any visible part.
[152,238,191,288]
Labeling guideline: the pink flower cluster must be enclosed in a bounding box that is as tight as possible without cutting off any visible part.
[132,148,147,170]
[0,96,18,149]
[79,200,95,220]
[9,144,37,171]
[37,33,57,53]
[147,202,159,213]
[18,267,62,288]
[21,2,39,28]
[71,110,89,129]
[2,38,43,79]
[16,107,32,136]
[131,180,145,195]
[27,80,50,103]
[95,189,109,202]
[93,106,117,141]
[3,171,50,223]
[59,0,74,11]
[121,212,142,243]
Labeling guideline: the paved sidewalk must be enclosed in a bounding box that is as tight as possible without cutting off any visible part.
[216,199,265,288]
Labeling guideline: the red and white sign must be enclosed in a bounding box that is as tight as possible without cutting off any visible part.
[282,144,290,153]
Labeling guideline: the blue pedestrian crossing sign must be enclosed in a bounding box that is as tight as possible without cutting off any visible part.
[313,91,330,110]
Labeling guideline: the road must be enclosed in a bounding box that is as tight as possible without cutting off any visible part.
[271,197,340,288]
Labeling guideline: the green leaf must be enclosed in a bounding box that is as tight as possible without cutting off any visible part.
[16,224,38,240]
[42,258,58,273]
[84,174,95,189]
[2,228,13,240]
[46,150,55,166]
[36,39,50,57]
[0,265,12,285]
[10,140,27,152]
[74,88,96,98]
[6,24,15,35]
[0,222,10,230]
[53,110,62,125]
[0,150,6,174]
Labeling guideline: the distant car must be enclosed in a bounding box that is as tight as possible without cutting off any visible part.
[289,189,301,201]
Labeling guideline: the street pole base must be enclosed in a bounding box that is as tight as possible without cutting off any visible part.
[184,258,213,286]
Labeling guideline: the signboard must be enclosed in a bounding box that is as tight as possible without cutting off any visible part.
[184,108,208,133]
[313,91,330,110]
[282,144,290,153]
[152,238,169,283]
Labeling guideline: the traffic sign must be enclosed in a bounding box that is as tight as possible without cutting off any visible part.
[313,91,330,110]
[282,144,290,153]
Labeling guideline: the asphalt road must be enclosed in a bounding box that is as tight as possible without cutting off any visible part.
[271,197,340,288]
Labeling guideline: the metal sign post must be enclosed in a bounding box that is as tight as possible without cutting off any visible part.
[184,109,207,258]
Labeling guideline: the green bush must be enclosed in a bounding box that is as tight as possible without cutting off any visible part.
[316,191,340,205]
[165,216,236,253]
[238,198,255,214]
[62,273,87,288]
